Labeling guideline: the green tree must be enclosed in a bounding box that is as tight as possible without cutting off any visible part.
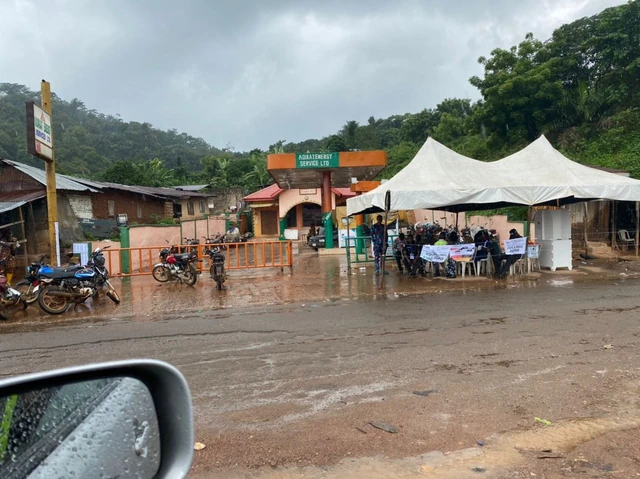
[325,135,346,152]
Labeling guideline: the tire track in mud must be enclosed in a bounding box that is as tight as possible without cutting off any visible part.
[197,381,640,479]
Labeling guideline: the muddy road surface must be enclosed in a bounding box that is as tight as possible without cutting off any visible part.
[2,277,640,478]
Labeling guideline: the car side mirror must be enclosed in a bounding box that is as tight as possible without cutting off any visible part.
[0,360,193,479]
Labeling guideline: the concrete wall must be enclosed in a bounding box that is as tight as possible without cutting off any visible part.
[208,187,244,214]
[180,216,226,241]
[278,189,335,218]
[129,225,182,248]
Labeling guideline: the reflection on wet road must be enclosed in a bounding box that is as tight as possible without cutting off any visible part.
[0,254,569,331]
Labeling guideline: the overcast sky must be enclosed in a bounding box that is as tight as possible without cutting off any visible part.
[0,0,626,151]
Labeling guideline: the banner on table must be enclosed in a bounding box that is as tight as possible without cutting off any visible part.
[527,244,540,258]
[504,237,527,255]
[420,245,451,263]
[450,244,475,261]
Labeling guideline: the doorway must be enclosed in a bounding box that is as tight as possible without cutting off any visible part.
[261,210,278,235]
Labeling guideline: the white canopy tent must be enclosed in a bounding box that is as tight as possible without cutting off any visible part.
[347,135,640,215]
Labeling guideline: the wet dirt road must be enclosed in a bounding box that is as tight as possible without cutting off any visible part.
[1,258,640,478]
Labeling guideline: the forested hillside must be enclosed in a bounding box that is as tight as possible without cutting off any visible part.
[0,0,638,191]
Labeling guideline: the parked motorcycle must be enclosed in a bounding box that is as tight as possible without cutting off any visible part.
[152,242,199,286]
[0,272,27,320]
[203,234,226,251]
[14,254,48,306]
[87,246,120,304]
[207,246,226,290]
[36,264,98,315]
[182,237,200,254]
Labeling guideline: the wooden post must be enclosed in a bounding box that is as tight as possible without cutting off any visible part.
[18,206,28,272]
[636,201,640,257]
[41,81,59,266]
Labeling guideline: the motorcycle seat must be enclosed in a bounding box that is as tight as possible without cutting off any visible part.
[173,253,192,261]
[40,265,84,279]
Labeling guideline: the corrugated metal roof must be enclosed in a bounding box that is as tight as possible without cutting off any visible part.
[0,190,46,203]
[1,159,98,192]
[72,178,210,199]
[60,175,104,189]
[0,201,27,214]
[174,184,210,192]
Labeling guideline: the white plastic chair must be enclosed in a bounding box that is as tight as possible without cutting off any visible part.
[618,229,635,250]
[457,248,477,278]
[475,248,491,276]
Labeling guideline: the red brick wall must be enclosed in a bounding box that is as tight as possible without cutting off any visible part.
[90,191,167,222]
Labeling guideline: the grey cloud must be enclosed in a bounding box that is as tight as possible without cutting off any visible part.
[0,0,626,151]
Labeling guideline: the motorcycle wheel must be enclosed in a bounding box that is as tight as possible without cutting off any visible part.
[183,265,197,286]
[105,281,121,305]
[152,265,170,283]
[38,285,70,315]
[215,274,223,290]
[14,280,39,305]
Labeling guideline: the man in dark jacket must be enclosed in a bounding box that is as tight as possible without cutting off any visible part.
[497,229,523,278]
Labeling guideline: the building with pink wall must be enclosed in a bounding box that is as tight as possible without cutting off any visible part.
[244,185,355,238]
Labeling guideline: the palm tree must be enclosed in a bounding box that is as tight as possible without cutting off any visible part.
[243,160,272,190]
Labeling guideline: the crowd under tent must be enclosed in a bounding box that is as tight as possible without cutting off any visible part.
[346,136,640,260]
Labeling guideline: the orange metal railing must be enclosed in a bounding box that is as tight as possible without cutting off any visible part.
[102,240,293,277]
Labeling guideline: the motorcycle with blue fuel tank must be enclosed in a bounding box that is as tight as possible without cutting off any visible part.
[36,248,120,315]
[36,264,97,314]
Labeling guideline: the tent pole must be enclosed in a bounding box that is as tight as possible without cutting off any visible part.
[380,214,389,287]
[346,216,351,270]
[455,212,459,230]
[636,201,640,258]
[583,202,589,258]
[611,201,617,250]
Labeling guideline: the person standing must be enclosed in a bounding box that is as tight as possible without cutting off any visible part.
[371,215,388,276]
[0,234,16,285]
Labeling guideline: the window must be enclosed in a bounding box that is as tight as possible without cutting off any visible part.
[137,204,142,219]
[302,203,322,227]
[173,203,183,218]
[107,200,115,217]
[199,200,205,214]
[285,207,297,228]
[187,201,195,216]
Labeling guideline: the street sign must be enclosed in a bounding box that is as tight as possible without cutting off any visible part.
[295,152,339,169]
[25,101,53,161]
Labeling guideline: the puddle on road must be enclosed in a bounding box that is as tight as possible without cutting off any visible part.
[0,255,626,332]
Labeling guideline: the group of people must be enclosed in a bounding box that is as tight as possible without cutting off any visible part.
[370,214,523,279]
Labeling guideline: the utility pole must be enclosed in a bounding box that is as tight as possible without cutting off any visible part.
[41,81,59,266]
